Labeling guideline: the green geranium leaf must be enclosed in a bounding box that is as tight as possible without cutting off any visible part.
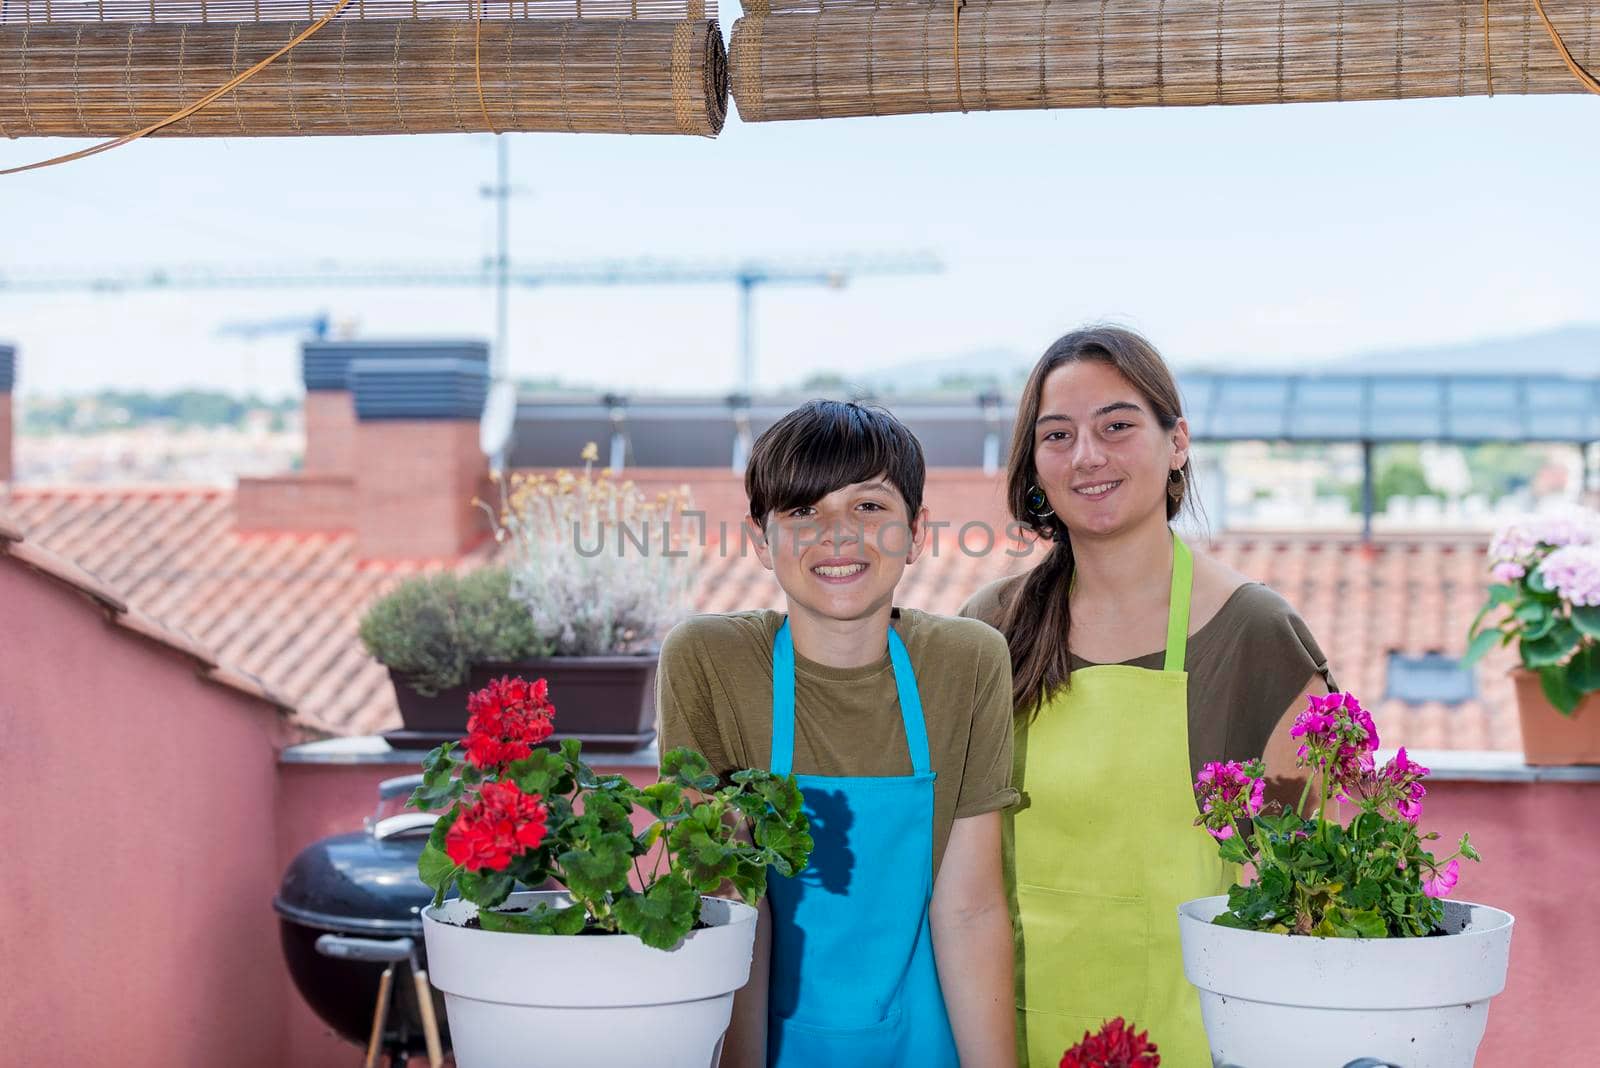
[457,869,515,909]
[728,857,769,905]
[753,820,813,878]
[614,874,701,950]
[559,833,634,899]
[420,741,458,779]
[1527,567,1554,596]
[583,792,635,835]
[417,842,459,907]
[1574,606,1600,641]
[507,748,570,797]
[662,748,721,792]
[681,837,737,894]
[1217,835,1252,866]
[1346,907,1389,939]
[639,782,688,818]
[408,780,464,811]
[477,900,588,936]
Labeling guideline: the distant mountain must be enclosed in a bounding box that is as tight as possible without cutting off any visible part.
[803,347,1032,394]
[796,324,1599,395]
[1303,324,1600,376]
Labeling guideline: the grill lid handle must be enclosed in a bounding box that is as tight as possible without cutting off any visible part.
[372,812,440,840]
[378,774,424,801]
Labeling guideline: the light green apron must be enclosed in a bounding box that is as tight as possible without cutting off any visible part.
[1006,534,1232,1067]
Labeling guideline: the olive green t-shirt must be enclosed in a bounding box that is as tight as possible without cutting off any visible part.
[958,576,1337,795]
[657,607,1020,878]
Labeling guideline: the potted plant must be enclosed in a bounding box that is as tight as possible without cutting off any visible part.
[360,566,546,743]
[412,675,811,1067]
[1178,692,1514,1068]
[1464,510,1600,764]
[360,443,704,750]
[483,442,702,749]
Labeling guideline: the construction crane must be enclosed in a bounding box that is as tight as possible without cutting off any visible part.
[216,312,335,341]
[0,251,944,395]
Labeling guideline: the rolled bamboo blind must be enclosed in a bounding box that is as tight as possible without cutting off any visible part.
[730,0,1598,122]
[0,2,728,138]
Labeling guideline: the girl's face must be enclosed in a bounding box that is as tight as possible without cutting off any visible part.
[1031,359,1188,540]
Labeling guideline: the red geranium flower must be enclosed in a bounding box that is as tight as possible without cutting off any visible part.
[1060,1017,1160,1068]
[463,676,555,769]
[445,779,550,873]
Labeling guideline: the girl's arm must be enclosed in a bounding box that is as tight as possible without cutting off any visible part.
[930,810,1017,1068]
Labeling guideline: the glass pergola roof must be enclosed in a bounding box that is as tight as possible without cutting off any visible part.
[1179,373,1600,444]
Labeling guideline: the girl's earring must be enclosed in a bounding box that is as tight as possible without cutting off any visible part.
[1026,484,1055,518]
[1168,468,1186,501]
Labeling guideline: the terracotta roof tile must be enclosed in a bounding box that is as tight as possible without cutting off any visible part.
[6,483,1524,750]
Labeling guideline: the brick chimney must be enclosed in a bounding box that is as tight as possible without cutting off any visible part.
[300,342,359,474]
[235,341,491,559]
[349,353,492,559]
[0,345,14,485]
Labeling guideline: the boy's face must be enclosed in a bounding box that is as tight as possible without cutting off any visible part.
[748,475,928,627]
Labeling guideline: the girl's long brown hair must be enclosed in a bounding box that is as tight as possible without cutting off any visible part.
[1001,326,1197,715]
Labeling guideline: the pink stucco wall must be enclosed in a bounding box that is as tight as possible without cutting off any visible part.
[0,561,289,1067]
[1414,778,1600,1061]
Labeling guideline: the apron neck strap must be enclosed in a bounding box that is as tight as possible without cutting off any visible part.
[1163,534,1193,674]
[770,619,932,777]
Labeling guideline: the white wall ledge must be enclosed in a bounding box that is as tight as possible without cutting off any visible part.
[1380,748,1600,783]
[281,734,662,769]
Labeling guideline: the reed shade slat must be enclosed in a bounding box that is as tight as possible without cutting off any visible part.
[0,0,716,24]
[729,0,1599,121]
[0,17,729,136]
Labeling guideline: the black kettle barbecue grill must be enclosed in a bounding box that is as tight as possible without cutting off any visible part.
[275,775,449,1067]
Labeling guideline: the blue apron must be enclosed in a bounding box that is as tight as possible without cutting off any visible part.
[766,619,959,1068]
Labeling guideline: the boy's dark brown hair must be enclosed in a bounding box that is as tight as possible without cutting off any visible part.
[745,400,926,524]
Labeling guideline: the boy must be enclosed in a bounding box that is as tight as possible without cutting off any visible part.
[658,399,1017,1067]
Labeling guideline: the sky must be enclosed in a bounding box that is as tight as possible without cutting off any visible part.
[2,27,1598,399]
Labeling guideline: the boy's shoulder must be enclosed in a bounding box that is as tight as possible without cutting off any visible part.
[661,610,783,662]
[900,607,1010,669]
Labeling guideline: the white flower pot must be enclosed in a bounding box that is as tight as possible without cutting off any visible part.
[1179,896,1513,1068]
[423,891,758,1068]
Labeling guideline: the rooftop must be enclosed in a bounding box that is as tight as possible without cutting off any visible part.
[1,480,1519,751]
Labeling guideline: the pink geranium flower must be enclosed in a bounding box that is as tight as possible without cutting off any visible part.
[1422,859,1460,899]
[1379,747,1430,823]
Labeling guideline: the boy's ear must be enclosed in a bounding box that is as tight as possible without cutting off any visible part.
[905,505,931,566]
[744,515,775,573]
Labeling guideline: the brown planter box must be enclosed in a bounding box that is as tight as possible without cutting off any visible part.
[383,655,658,753]
[1512,669,1600,766]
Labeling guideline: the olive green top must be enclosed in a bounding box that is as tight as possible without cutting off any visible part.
[657,607,1020,877]
[958,576,1337,788]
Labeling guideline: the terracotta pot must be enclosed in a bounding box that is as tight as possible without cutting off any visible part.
[1511,669,1600,766]
[385,655,658,752]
